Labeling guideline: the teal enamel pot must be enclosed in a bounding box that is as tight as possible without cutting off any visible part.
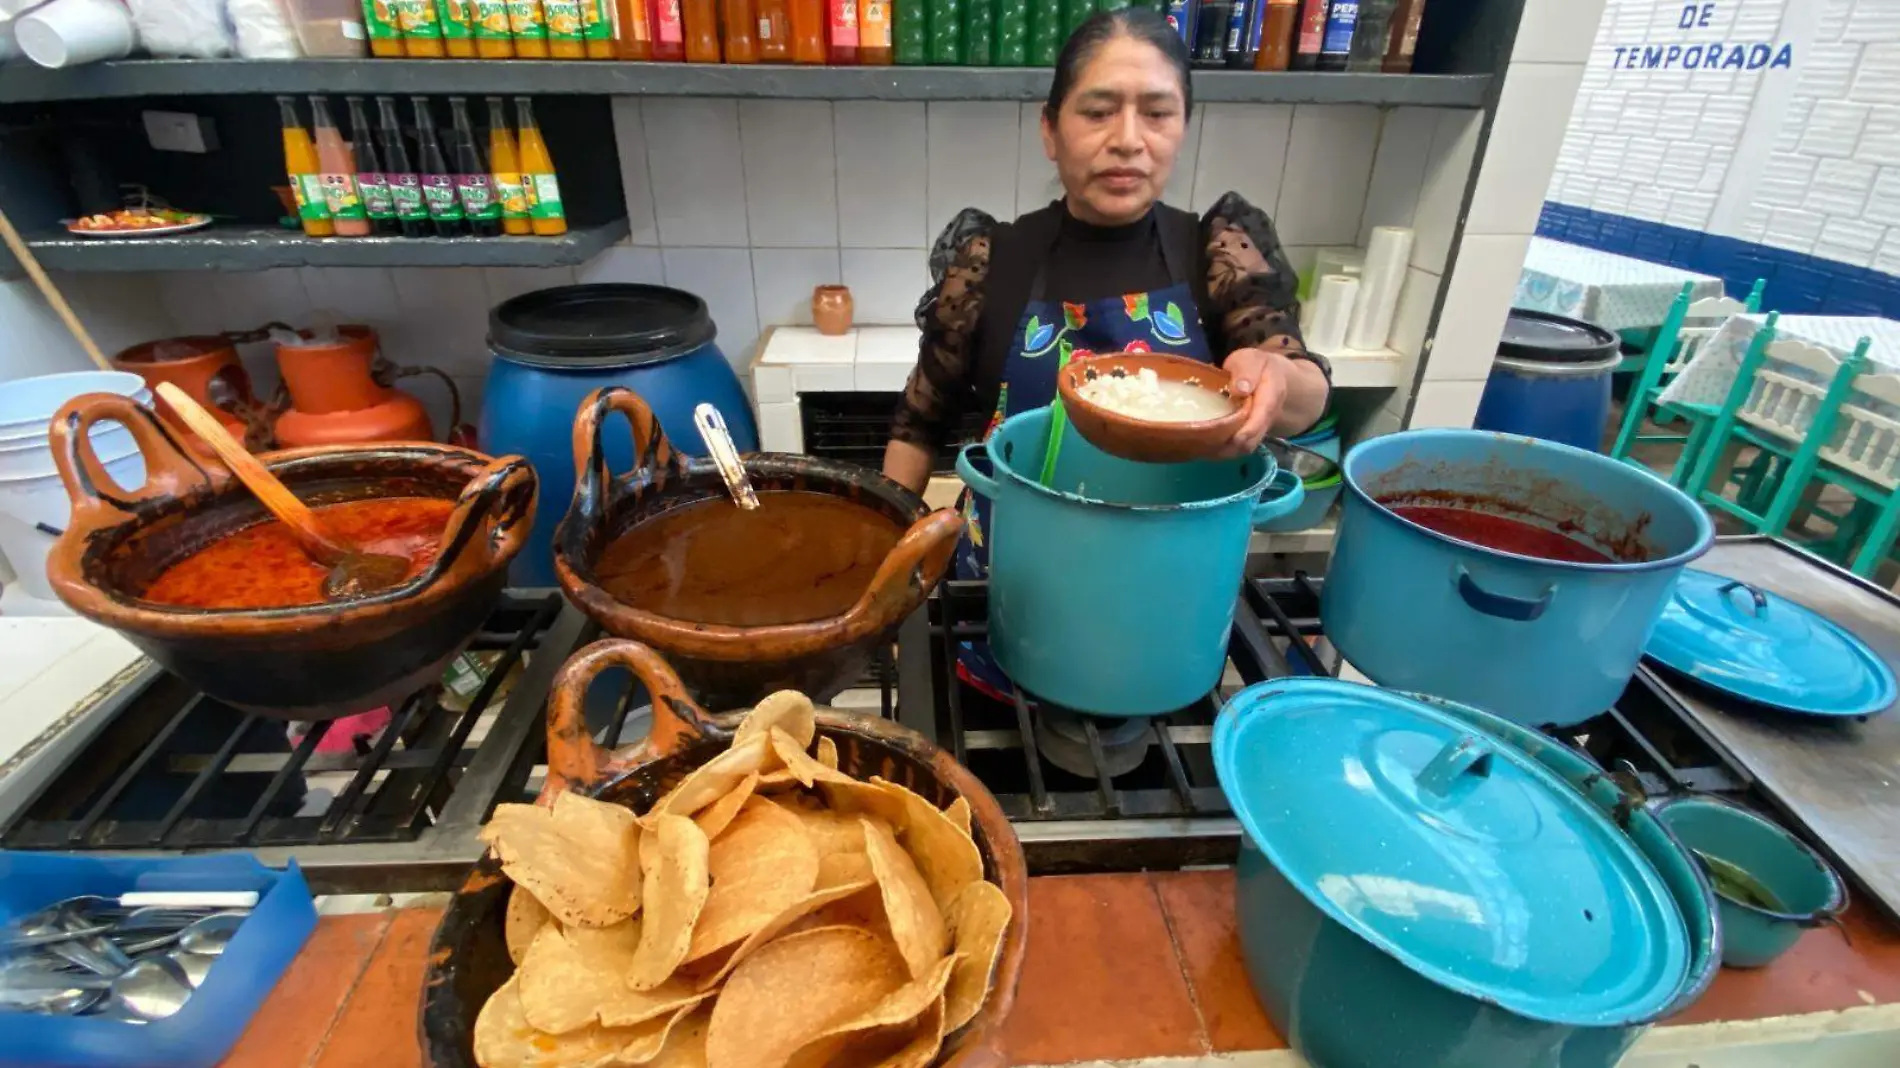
[1324,429,1715,728]
[1216,679,1710,1068]
[1653,795,1846,968]
[955,405,1302,716]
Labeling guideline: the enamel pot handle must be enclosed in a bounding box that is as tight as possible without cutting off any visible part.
[542,638,721,798]
[1453,564,1555,622]
[1250,468,1306,527]
[955,442,1002,499]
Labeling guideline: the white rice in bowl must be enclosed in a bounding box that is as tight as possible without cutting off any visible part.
[1075,367,1236,424]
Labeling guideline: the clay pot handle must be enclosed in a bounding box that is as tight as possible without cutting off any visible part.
[430,454,539,579]
[570,386,680,520]
[543,638,719,797]
[50,392,217,534]
[842,508,964,636]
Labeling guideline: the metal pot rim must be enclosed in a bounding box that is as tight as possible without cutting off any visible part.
[1650,794,1850,925]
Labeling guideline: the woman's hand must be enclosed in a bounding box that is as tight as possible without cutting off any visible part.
[1219,347,1330,456]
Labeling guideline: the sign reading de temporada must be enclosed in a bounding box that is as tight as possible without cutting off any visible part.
[1608,3,1794,73]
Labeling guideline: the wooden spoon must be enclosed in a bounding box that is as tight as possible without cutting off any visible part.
[152,382,411,600]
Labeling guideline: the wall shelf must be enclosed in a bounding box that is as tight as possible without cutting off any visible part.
[0,60,1492,106]
[22,219,629,271]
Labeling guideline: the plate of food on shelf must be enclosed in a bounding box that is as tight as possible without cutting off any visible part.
[67,207,214,238]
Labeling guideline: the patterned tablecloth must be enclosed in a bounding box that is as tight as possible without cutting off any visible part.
[1515,237,1725,332]
[1658,314,1900,433]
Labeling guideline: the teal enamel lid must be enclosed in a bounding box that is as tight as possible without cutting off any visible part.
[1646,570,1896,718]
[1213,679,1691,1025]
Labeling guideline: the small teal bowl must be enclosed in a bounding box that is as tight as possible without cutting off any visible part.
[1653,796,1847,969]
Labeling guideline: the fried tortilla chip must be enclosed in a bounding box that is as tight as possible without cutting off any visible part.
[843,997,947,1068]
[733,690,817,750]
[782,957,955,1068]
[817,851,875,890]
[505,884,554,967]
[944,796,972,839]
[519,920,642,1034]
[481,793,642,928]
[474,976,627,1068]
[770,728,855,789]
[653,735,775,819]
[816,735,840,770]
[634,1005,712,1068]
[942,879,1012,1032]
[627,814,711,990]
[684,797,819,962]
[683,876,879,990]
[704,926,909,1068]
[871,778,984,909]
[693,772,757,841]
[862,817,948,978]
[616,1003,702,1066]
[774,794,882,857]
[785,882,891,942]
[598,983,711,1031]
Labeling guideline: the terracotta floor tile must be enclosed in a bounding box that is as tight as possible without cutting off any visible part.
[1669,903,1900,1025]
[313,908,445,1068]
[999,874,1205,1063]
[1151,869,1286,1052]
[221,912,393,1068]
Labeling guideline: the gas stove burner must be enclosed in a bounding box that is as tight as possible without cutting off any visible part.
[1033,706,1153,779]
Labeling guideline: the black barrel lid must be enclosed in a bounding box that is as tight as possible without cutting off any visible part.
[489,284,718,368]
[1497,309,1619,365]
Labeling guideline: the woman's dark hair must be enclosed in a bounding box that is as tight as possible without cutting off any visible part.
[1044,8,1193,123]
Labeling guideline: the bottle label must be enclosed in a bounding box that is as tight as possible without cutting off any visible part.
[861,0,888,47]
[758,15,771,38]
[363,0,400,38]
[293,174,332,221]
[652,0,681,43]
[357,173,397,218]
[543,0,582,40]
[458,174,502,219]
[1321,0,1356,54]
[438,0,475,37]
[495,172,530,219]
[423,175,466,220]
[526,172,564,220]
[395,0,442,35]
[473,0,510,37]
[319,174,369,220]
[582,0,611,41]
[829,0,858,47]
[506,0,547,38]
[390,174,430,220]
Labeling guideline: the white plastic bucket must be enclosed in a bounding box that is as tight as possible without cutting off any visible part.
[0,370,149,441]
[0,450,145,600]
[0,419,136,479]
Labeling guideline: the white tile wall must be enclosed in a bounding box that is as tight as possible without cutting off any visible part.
[1465,62,1587,236]
[1276,106,1382,246]
[834,101,929,249]
[1412,110,1483,274]
[662,248,761,363]
[740,100,839,248]
[1410,380,1488,429]
[643,99,750,247]
[1358,107,1439,242]
[752,248,841,326]
[1513,0,1609,65]
[1424,233,1534,383]
[842,248,929,325]
[926,102,1020,236]
[611,100,660,246]
[1188,103,1293,216]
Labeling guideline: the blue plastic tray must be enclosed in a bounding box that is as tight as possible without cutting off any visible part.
[0,852,317,1068]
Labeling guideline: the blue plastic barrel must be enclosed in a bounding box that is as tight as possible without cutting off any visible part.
[480,284,759,586]
[1474,309,1621,453]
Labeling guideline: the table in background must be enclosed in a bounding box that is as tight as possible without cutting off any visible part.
[1516,237,1726,340]
[1659,314,1900,427]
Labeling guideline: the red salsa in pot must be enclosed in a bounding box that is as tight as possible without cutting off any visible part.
[142,497,455,609]
[1388,505,1615,565]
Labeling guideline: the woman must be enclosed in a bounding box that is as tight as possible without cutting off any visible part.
[883,9,1331,699]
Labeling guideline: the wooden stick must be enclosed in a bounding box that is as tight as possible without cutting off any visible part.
[153,382,345,565]
[0,203,114,372]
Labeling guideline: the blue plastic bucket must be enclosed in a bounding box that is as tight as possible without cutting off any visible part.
[956,405,1303,716]
[1474,310,1621,452]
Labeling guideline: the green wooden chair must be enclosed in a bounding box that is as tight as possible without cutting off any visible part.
[1610,284,1760,486]
[1685,324,1874,544]
[1770,352,1900,576]
[1613,278,1763,375]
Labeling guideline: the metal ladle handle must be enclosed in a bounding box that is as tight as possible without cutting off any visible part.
[694,402,760,511]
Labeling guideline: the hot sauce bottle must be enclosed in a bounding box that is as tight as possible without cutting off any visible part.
[347,96,400,236]
[722,0,759,62]
[278,96,333,238]
[649,0,685,59]
[757,0,790,60]
[310,96,369,237]
[412,97,466,238]
[376,96,432,238]
[448,97,502,237]
[789,0,824,62]
[1254,0,1295,69]
[682,0,719,60]
[827,0,857,63]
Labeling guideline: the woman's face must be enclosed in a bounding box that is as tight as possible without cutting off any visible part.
[1043,35,1188,226]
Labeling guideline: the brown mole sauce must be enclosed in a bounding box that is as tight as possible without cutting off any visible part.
[594,490,901,626]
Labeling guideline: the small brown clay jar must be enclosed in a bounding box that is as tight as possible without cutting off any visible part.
[812,285,854,336]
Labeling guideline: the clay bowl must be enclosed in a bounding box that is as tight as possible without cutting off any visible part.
[43,392,537,720]
[422,638,1028,1068]
[554,386,962,711]
[1056,351,1244,463]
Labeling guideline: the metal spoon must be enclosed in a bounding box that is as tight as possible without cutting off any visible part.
[109,956,193,1021]
[154,382,412,600]
[12,911,126,978]
[694,403,760,511]
[0,959,111,1015]
[117,911,247,957]
[172,951,215,988]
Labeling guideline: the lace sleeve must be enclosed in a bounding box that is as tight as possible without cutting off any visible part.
[891,208,996,450]
[1201,191,1331,381]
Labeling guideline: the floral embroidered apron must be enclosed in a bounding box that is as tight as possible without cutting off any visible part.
[953,228,1216,698]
